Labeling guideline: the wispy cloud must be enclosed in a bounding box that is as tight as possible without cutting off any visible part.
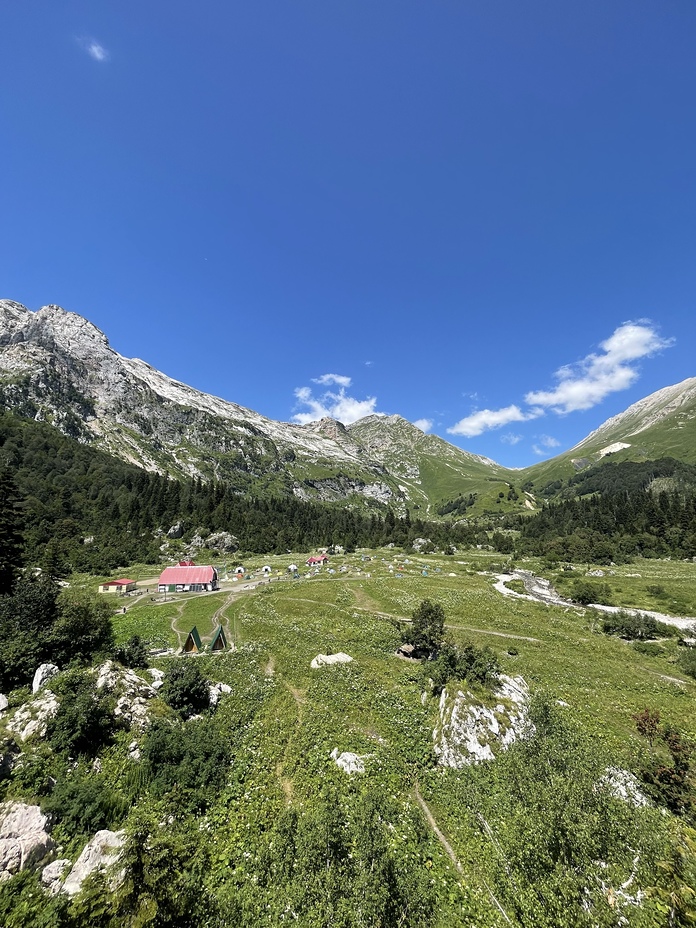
[292,376,379,425]
[448,405,543,438]
[77,36,109,62]
[414,418,433,433]
[538,434,560,448]
[312,373,352,388]
[447,320,673,439]
[501,432,523,445]
[525,321,674,414]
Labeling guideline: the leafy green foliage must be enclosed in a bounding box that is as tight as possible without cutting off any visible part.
[0,582,114,690]
[43,767,128,836]
[0,466,24,596]
[160,661,210,718]
[571,578,613,605]
[113,634,148,670]
[428,641,500,691]
[47,668,118,757]
[602,609,675,640]
[140,719,229,810]
[409,599,445,655]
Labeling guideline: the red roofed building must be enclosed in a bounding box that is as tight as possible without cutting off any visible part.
[306,555,329,566]
[158,565,219,593]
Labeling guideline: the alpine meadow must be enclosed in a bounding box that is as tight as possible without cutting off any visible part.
[0,300,695,926]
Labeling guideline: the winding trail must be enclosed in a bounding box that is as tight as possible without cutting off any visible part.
[494,569,696,631]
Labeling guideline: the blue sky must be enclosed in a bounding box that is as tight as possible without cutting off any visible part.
[2,1,695,467]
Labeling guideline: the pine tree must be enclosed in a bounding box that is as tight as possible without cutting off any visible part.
[0,466,24,595]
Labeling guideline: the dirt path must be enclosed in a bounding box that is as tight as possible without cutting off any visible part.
[413,783,463,874]
[446,625,540,643]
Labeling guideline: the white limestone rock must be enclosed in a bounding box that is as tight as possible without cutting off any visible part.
[96,661,156,729]
[0,695,8,713]
[61,829,125,897]
[433,675,532,768]
[330,749,366,774]
[32,663,59,694]
[7,691,59,742]
[310,652,353,669]
[41,858,71,894]
[0,802,54,880]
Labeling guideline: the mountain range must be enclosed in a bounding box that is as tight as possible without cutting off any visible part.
[1,299,695,516]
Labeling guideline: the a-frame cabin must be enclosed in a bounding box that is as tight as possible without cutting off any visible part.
[182,626,203,653]
[208,625,228,652]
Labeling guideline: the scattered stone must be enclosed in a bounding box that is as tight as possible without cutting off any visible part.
[32,663,59,694]
[41,858,71,894]
[330,748,366,774]
[128,740,141,761]
[0,802,54,881]
[310,653,353,669]
[587,569,605,577]
[61,830,125,896]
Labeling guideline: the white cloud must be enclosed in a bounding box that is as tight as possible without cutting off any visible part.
[501,433,523,445]
[292,383,379,425]
[525,321,674,414]
[77,37,109,61]
[538,434,560,448]
[413,418,433,433]
[312,373,352,388]
[532,444,546,456]
[447,405,543,438]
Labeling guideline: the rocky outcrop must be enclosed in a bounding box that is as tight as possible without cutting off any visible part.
[0,802,54,881]
[7,691,59,742]
[205,531,239,553]
[310,653,353,669]
[60,829,125,896]
[433,675,531,767]
[96,661,157,729]
[32,663,59,694]
[208,682,232,707]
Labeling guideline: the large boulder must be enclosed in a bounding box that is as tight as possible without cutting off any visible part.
[32,663,59,694]
[310,652,353,669]
[330,748,366,774]
[61,829,125,896]
[205,531,239,553]
[0,695,8,713]
[167,522,184,539]
[433,675,532,767]
[0,802,54,881]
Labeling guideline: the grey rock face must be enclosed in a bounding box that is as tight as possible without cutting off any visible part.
[167,522,184,538]
[205,531,239,553]
[7,691,59,742]
[41,858,71,894]
[61,830,125,896]
[32,663,59,694]
[0,802,54,880]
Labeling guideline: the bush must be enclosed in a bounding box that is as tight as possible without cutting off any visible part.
[429,641,500,692]
[160,662,210,719]
[113,635,148,670]
[603,610,675,640]
[141,719,229,810]
[47,669,117,757]
[43,769,128,836]
[572,579,613,606]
